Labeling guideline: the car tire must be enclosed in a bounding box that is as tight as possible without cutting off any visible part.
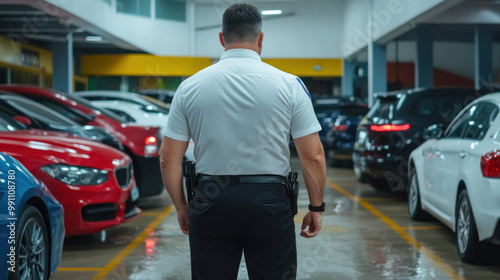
[10,205,50,280]
[455,189,486,263]
[408,169,429,221]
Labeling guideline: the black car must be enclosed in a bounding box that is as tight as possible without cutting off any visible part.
[0,93,123,151]
[326,104,369,166]
[353,87,481,192]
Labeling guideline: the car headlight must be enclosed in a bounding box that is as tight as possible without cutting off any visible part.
[41,164,108,185]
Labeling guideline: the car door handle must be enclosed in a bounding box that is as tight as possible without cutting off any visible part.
[459,152,466,158]
[435,150,441,156]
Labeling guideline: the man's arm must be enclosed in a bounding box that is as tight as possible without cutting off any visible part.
[293,132,326,238]
[159,136,190,234]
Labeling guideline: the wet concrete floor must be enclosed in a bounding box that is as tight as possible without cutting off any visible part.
[52,157,500,280]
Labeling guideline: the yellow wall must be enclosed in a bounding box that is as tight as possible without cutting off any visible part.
[81,54,343,78]
[81,54,213,77]
[0,36,53,75]
[263,58,343,77]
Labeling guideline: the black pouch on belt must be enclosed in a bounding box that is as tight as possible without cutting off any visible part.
[182,160,197,204]
[286,171,299,216]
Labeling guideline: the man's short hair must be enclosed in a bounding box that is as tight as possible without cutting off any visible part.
[222,3,262,44]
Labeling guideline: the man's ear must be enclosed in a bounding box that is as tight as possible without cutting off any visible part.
[258,32,264,54]
[219,32,226,48]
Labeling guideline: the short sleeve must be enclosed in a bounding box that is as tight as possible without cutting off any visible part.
[290,78,321,139]
[163,88,191,141]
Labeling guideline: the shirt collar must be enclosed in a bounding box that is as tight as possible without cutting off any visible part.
[220,49,262,61]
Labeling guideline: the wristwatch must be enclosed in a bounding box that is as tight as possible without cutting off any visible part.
[308,202,325,212]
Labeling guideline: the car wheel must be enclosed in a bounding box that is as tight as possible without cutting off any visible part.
[11,206,50,280]
[408,169,429,221]
[455,189,485,263]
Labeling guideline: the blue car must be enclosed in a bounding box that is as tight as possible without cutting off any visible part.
[312,97,366,153]
[0,153,64,279]
[325,105,369,166]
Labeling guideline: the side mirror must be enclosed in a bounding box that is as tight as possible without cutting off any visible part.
[424,124,443,140]
[13,116,31,127]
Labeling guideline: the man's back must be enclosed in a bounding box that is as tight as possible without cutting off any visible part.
[169,49,318,176]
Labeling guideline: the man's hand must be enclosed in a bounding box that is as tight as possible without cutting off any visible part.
[177,204,189,235]
[300,211,322,238]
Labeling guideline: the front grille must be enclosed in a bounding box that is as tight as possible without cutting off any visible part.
[115,162,134,189]
[82,203,118,222]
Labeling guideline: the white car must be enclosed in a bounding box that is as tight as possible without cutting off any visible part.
[408,92,500,263]
[76,91,194,161]
[76,91,170,131]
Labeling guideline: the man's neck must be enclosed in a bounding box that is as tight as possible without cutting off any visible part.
[225,43,261,55]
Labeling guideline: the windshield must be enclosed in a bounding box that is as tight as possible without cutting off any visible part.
[2,96,76,126]
[366,97,400,120]
[59,92,126,122]
[140,95,170,112]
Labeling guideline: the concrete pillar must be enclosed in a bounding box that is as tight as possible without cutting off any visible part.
[474,25,493,90]
[368,42,386,107]
[120,76,129,92]
[415,25,433,88]
[52,33,73,93]
[342,59,356,97]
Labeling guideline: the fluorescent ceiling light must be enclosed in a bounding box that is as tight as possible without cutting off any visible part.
[261,10,282,15]
[85,36,103,42]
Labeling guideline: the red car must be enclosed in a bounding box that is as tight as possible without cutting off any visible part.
[0,114,141,236]
[0,85,164,197]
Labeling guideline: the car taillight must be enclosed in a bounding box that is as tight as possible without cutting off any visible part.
[334,124,348,132]
[144,136,158,156]
[370,124,410,132]
[481,151,500,178]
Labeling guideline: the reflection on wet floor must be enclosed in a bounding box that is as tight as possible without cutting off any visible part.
[52,157,500,280]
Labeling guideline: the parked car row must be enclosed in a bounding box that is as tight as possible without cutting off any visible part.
[0,85,180,279]
[324,86,497,264]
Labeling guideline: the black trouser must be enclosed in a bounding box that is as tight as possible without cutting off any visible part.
[189,180,297,280]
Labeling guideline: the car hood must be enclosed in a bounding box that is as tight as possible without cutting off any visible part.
[0,129,130,170]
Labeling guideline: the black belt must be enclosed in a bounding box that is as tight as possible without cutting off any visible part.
[198,174,286,185]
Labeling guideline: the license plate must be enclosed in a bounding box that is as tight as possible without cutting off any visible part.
[130,187,140,201]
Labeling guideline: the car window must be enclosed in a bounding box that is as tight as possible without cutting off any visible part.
[4,97,76,126]
[411,97,435,116]
[366,96,399,120]
[463,102,499,140]
[31,97,90,124]
[0,112,24,131]
[446,105,475,138]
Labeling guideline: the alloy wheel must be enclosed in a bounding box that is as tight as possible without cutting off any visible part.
[409,174,418,214]
[457,196,470,254]
[18,217,47,280]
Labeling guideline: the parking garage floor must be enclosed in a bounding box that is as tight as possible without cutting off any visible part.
[51,156,500,280]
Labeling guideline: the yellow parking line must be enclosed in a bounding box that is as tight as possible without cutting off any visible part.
[140,212,163,216]
[91,204,175,280]
[327,181,465,280]
[402,226,444,230]
[58,268,102,271]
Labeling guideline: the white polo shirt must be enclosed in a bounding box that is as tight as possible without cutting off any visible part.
[164,49,321,176]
